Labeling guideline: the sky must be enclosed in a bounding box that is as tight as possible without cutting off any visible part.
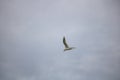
[0,0,120,80]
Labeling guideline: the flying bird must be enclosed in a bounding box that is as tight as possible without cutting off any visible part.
[63,36,75,51]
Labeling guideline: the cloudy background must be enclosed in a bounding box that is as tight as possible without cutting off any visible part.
[0,0,120,80]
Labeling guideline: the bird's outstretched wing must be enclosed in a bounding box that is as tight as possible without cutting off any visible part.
[63,36,69,48]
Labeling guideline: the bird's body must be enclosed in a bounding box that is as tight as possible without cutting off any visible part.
[63,36,75,51]
[64,47,75,51]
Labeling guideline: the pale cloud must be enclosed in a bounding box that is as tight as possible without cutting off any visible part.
[0,0,120,80]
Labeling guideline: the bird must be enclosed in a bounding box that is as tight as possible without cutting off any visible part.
[63,36,75,51]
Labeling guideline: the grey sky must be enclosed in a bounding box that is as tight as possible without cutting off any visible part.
[0,0,120,80]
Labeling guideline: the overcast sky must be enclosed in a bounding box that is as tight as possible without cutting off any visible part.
[0,0,120,80]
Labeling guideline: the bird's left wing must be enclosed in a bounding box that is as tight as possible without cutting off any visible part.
[63,36,69,48]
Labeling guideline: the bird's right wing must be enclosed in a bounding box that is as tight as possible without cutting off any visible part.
[63,37,69,48]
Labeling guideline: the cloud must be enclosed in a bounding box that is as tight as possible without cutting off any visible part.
[0,0,120,80]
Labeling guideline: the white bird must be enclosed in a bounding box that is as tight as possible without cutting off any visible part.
[63,36,75,51]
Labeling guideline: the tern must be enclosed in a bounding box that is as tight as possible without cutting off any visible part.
[63,36,75,51]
